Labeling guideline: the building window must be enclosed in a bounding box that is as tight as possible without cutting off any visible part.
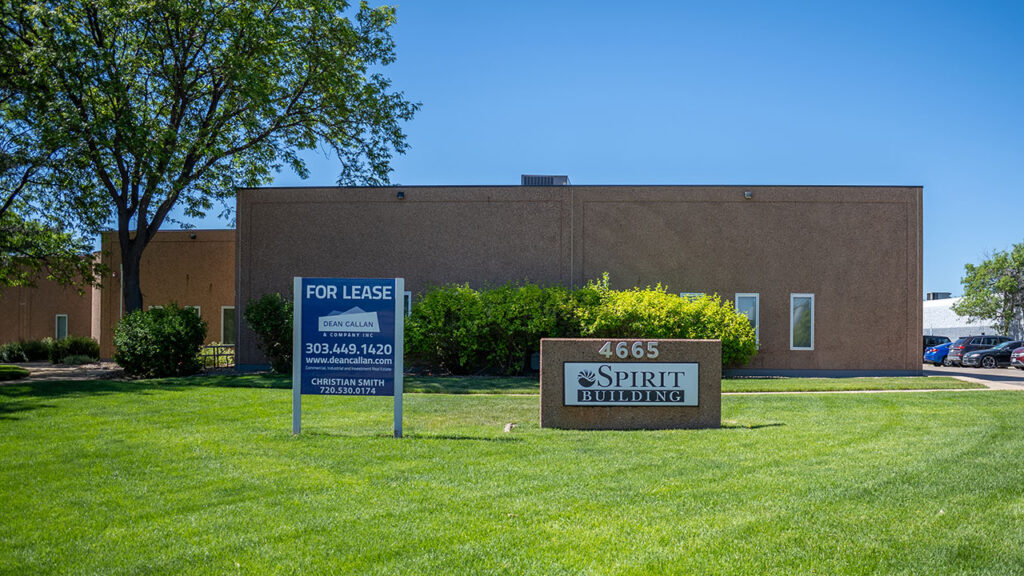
[55,314,68,340]
[790,294,814,350]
[401,289,413,315]
[679,292,705,300]
[735,293,760,346]
[185,305,201,317]
[221,306,236,345]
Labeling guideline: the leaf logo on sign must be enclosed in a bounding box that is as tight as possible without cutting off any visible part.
[577,370,597,387]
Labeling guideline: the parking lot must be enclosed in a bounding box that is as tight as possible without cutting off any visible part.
[922,363,1024,388]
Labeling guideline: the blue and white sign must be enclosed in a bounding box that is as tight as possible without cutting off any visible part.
[292,277,405,436]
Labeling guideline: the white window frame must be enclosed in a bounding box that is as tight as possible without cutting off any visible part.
[220,306,236,344]
[679,292,705,300]
[185,305,201,317]
[735,293,760,347]
[55,314,69,340]
[403,291,412,317]
[790,293,815,351]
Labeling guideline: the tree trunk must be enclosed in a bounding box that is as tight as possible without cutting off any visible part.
[120,237,146,314]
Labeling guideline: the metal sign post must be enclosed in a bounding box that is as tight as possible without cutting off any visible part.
[391,276,403,434]
[292,277,404,437]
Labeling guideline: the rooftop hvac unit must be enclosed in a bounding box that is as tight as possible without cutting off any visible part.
[521,174,569,186]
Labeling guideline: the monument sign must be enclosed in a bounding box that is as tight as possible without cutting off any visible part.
[541,338,721,429]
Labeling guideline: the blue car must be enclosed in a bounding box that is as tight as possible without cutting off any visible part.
[924,342,953,366]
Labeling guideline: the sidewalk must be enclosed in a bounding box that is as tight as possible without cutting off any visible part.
[6,362,123,383]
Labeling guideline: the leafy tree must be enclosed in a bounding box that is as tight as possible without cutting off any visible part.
[0,129,103,290]
[953,242,1024,339]
[0,0,417,311]
[0,213,104,290]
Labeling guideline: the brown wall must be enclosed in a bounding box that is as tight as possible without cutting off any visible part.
[0,271,97,345]
[99,230,236,358]
[236,185,923,373]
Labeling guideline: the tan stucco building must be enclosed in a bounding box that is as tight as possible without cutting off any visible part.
[0,230,235,357]
[0,271,100,345]
[236,185,923,374]
[97,229,236,358]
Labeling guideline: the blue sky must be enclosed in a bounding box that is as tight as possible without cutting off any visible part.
[239,1,1024,296]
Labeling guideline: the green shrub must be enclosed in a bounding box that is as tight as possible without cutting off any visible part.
[60,354,98,366]
[479,284,580,374]
[0,364,30,381]
[20,338,52,362]
[575,279,757,367]
[244,293,293,373]
[405,284,485,374]
[406,275,758,374]
[49,336,100,364]
[0,342,27,363]
[406,283,581,375]
[114,304,207,377]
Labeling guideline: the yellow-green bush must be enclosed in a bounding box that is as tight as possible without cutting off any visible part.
[575,277,757,366]
[406,275,758,374]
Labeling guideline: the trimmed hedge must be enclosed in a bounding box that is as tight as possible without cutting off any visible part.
[114,304,207,377]
[406,276,758,374]
[246,277,758,376]
[49,337,100,364]
[0,339,53,363]
[406,283,582,375]
[60,354,98,366]
[20,339,52,361]
[0,342,28,363]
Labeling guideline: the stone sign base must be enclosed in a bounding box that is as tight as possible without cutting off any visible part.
[540,338,721,430]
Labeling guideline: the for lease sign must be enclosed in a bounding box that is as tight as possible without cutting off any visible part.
[563,362,699,406]
[295,278,401,396]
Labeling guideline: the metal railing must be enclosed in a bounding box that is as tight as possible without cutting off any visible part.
[199,344,235,368]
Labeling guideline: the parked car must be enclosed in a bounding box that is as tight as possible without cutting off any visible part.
[923,342,954,366]
[962,340,1024,368]
[946,337,969,366]
[1011,347,1024,370]
[923,335,951,353]
[946,335,1014,366]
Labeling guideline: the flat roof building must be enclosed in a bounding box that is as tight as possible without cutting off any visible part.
[236,184,923,375]
[1,230,236,359]
[0,270,99,345]
[97,230,236,358]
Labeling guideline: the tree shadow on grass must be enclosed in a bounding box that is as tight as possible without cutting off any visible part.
[0,373,291,419]
[0,400,57,420]
[405,433,524,443]
[720,421,786,430]
[299,430,523,443]
[404,375,539,394]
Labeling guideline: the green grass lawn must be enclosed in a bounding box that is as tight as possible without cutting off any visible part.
[1,376,1021,575]
[0,365,29,381]
[722,376,985,393]
[184,373,983,394]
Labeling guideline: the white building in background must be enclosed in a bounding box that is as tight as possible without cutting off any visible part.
[923,296,996,339]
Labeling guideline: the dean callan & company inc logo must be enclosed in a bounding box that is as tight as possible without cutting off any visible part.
[563,362,699,406]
